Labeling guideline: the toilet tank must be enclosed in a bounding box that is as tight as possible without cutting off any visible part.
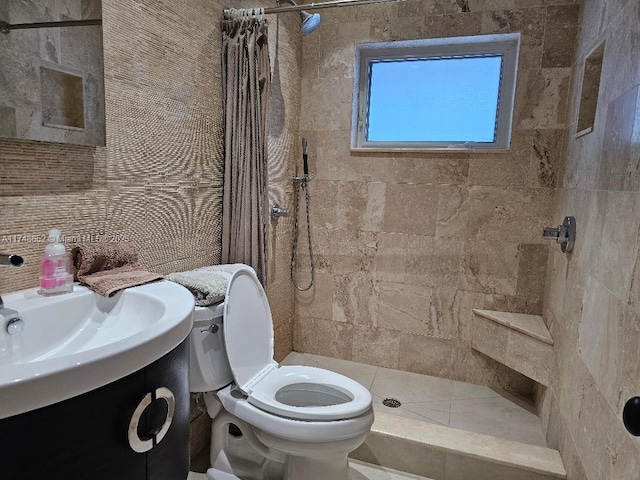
[188,303,234,392]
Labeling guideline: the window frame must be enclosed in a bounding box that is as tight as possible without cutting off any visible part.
[351,33,521,152]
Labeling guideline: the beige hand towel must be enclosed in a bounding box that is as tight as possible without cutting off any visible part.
[166,263,254,306]
[72,242,163,297]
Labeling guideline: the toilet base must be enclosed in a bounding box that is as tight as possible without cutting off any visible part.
[284,453,350,480]
[204,390,373,480]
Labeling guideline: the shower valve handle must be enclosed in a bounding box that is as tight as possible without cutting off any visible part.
[271,204,290,218]
[542,216,576,253]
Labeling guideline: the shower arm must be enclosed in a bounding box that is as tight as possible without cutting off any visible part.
[223,0,405,17]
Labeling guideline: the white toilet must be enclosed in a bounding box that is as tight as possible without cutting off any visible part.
[188,266,374,480]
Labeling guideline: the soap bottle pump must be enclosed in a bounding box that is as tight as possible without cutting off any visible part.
[39,229,73,296]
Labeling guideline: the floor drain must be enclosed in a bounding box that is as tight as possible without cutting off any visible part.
[382,398,402,408]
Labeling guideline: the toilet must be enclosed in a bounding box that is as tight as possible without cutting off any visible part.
[188,266,374,480]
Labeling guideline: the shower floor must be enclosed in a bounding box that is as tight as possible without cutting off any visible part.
[281,352,547,448]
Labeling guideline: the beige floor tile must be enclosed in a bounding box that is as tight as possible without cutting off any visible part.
[350,459,436,479]
[370,413,564,478]
[373,395,450,426]
[400,402,451,425]
[450,379,520,401]
[450,395,537,416]
[286,353,548,447]
[307,353,379,389]
[187,472,208,480]
[449,396,546,447]
[371,367,454,403]
[444,453,554,480]
[279,351,310,366]
[353,430,448,479]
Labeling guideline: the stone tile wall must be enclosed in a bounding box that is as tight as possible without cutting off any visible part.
[294,0,580,393]
[540,0,640,477]
[0,0,299,359]
[0,0,300,458]
[0,0,106,146]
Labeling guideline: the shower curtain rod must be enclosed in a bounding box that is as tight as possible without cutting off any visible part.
[223,0,405,17]
[0,19,102,34]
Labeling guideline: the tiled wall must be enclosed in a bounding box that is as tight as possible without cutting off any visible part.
[294,0,580,393]
[0,0,300,458]
[540,0,640,477]
[0,0,299,359]
[0,0,106,146]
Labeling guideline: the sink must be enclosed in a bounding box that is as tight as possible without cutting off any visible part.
[0,280,194,419]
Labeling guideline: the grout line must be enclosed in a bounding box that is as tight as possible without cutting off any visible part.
[369,365,379,391]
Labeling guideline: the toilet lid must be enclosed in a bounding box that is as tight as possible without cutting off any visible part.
[223,267,276,395]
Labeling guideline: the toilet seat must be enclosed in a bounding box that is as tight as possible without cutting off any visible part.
[223,268,371,422]
[248,365,371,420]
[217,384,375,442]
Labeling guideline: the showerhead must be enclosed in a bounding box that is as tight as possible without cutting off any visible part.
[300,10,321,35]
[278,0,321,35]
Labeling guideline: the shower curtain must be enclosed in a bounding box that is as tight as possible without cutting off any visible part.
[220,16,271,285]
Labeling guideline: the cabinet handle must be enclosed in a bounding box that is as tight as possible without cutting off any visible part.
[154,387,175,445]
[128,387,176,453]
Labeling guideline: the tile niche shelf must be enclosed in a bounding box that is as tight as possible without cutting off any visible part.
[575,42,605,138]
[471,309,554,387]
[40,66,85,130]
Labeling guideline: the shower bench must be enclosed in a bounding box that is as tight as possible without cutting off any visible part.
[471,309,554,387]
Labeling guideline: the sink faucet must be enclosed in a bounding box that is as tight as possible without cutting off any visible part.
[0,253,24,310]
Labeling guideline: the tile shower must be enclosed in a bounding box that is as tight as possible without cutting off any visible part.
[295,0,577,393]
[1,0,639,479]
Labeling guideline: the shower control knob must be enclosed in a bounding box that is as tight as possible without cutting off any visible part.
[271,204,290,218]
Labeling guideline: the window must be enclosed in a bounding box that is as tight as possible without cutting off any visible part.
[351,34,520,151]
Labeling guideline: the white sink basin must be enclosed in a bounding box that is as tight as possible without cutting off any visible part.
[0,280,194,419]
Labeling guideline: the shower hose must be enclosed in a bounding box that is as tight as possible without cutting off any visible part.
[291,177,315,291]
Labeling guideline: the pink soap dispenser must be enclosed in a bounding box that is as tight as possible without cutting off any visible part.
[39,229,73,296]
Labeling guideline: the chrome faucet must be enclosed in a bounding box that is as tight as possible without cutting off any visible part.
[1,254,24,331]
[0,254,24,268]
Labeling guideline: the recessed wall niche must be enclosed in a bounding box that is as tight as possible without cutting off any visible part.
[40,67,85,130]
[576,43,605,137]
[0,0,105,146]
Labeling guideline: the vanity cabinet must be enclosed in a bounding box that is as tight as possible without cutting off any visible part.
[0,340,190,480]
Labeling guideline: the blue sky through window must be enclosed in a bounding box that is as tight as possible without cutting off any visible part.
[367,56,503,143]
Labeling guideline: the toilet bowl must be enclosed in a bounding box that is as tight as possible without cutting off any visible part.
[188,266,374,480]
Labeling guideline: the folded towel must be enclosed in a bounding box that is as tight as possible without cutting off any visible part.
[72,242,163,297]
[166,263,255,306]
